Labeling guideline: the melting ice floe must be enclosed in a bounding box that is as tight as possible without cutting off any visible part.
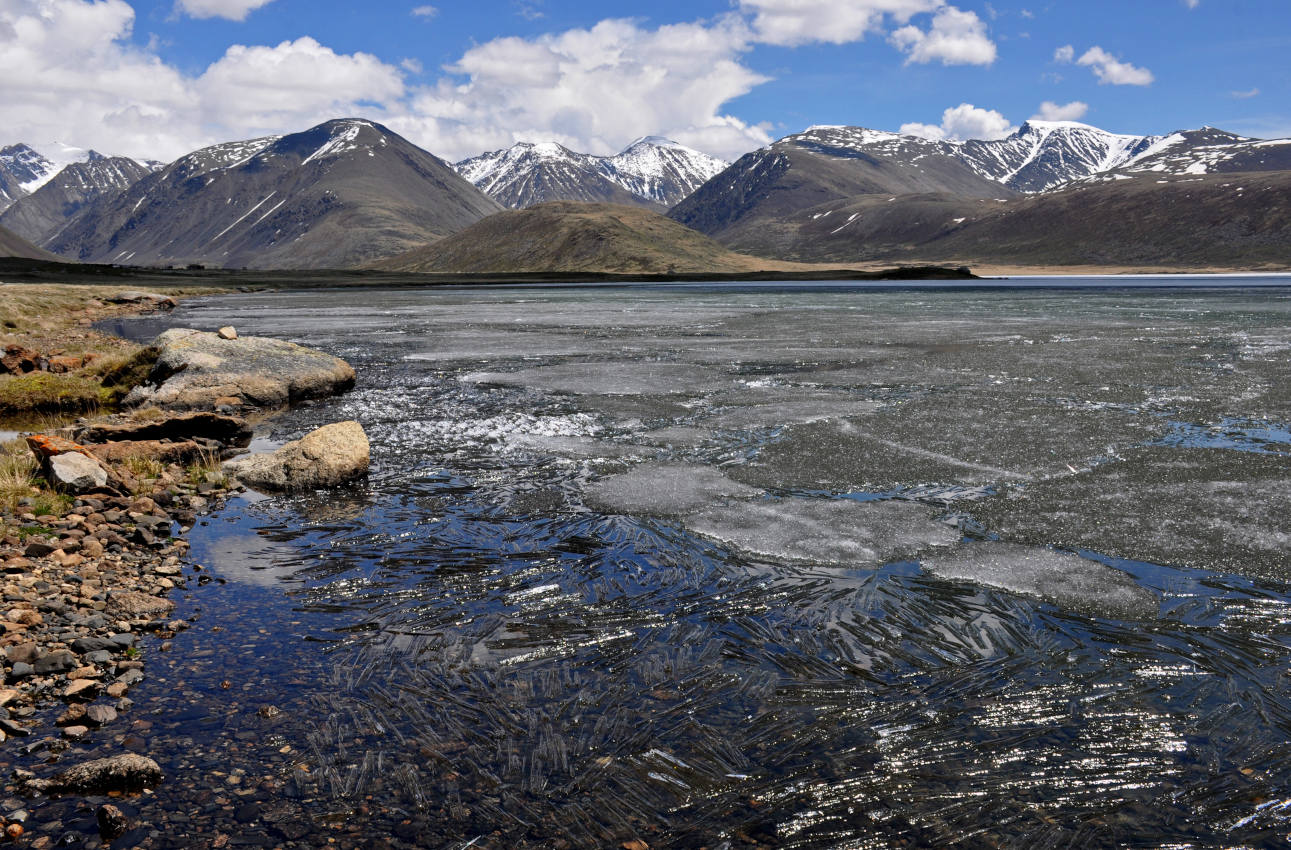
[686,498,959,567]
[584,463,761,517]
[921,542,1158,619]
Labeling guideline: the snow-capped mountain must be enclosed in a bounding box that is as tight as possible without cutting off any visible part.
[48,119,500,269]
[600,137,728,206]
[0,153,159,245]
[1091,127,1291,179]
[953,121,1161,192]
[456,137,727,209]
[0,142,161,214]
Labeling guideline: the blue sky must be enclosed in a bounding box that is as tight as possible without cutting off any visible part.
[2,0,1288,162]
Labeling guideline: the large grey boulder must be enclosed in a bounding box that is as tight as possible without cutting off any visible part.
[124,328,355,411]
[47,452,109,493]
[223,421,370,492]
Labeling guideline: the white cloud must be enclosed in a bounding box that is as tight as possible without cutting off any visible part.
[411,5,436,18]
[0,0,195,159]
[901,103,1016,141]
[889,6,997,65]
[1076,46,1154,86]
[1231,87,1259,99]
[1182,0,1199,8]
[1032,100,1088,122]
[387,17,773,161]
[175,0,275,21]
[197,38,405,138]
[1053,44,1074,63]
[738,0,941,47]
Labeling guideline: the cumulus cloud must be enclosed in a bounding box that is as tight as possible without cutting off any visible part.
[1231,87,1259,99]
[411,5,436,18]
[387,17,773,161]
[889,5,996,65]
[1053,44,1074,63]
[0,0,194,158]
[197,37,405,138]
[1032,100,1088,121]
[737,0,941,47]
[901,103,1016,141]
[175,0,275,21]
[1076,46,1154,85]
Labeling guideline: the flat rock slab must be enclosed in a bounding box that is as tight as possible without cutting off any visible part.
[125,328,355,411]
[585,463,761,517]
[75,412,253,446]
[972,446,1291,582]
[686,497,959,567]
[922,542,1158,620]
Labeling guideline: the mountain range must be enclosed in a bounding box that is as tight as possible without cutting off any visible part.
[455,137,726,210]
[1,117,1288,272]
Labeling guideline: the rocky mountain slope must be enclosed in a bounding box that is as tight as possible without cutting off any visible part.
[456,137,726,210]
[916,171,1291,268]
[373,201,790,274]
[669,120,1291,267]
[0,223,57,260]
[668,128,1012,245]
[0,154,156,246]
[47,120,502,269]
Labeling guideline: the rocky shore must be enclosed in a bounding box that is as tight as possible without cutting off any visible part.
[0,286,365,843]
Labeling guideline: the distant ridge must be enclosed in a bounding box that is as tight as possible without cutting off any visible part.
[372,201,799,275]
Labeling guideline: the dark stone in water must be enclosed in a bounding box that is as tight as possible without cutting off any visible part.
[96,804,128,840]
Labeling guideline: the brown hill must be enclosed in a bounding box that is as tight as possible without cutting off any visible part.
[374,202,796,274]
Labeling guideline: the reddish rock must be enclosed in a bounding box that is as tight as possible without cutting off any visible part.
[1,344,41,375]
[25,434,94,461]
[46,355,85,374]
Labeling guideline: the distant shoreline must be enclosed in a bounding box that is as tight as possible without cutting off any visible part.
[3,257,1290,290]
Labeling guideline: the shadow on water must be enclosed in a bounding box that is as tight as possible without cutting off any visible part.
[15,281,1291,848]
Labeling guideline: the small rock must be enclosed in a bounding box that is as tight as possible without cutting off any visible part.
[56,704,86,726]
[84,704,117,727]
[216,326,237,340]
[34,650,77,675]
[62,725,89,740]
[63,679,99,701]
[96,804,129,840]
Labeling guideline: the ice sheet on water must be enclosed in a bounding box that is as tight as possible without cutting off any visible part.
[584,463,761,517]
[703,399,881,430]
[921,542,1158,620]
[635,426,713,448]
[461,362,726,396]
[686,497,959,567]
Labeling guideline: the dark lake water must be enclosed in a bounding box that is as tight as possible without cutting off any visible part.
[20,280,1291,848]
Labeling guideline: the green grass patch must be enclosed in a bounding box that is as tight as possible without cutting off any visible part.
[0,371,114,415]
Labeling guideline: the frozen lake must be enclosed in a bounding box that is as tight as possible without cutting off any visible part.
[30,280,1291,847]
